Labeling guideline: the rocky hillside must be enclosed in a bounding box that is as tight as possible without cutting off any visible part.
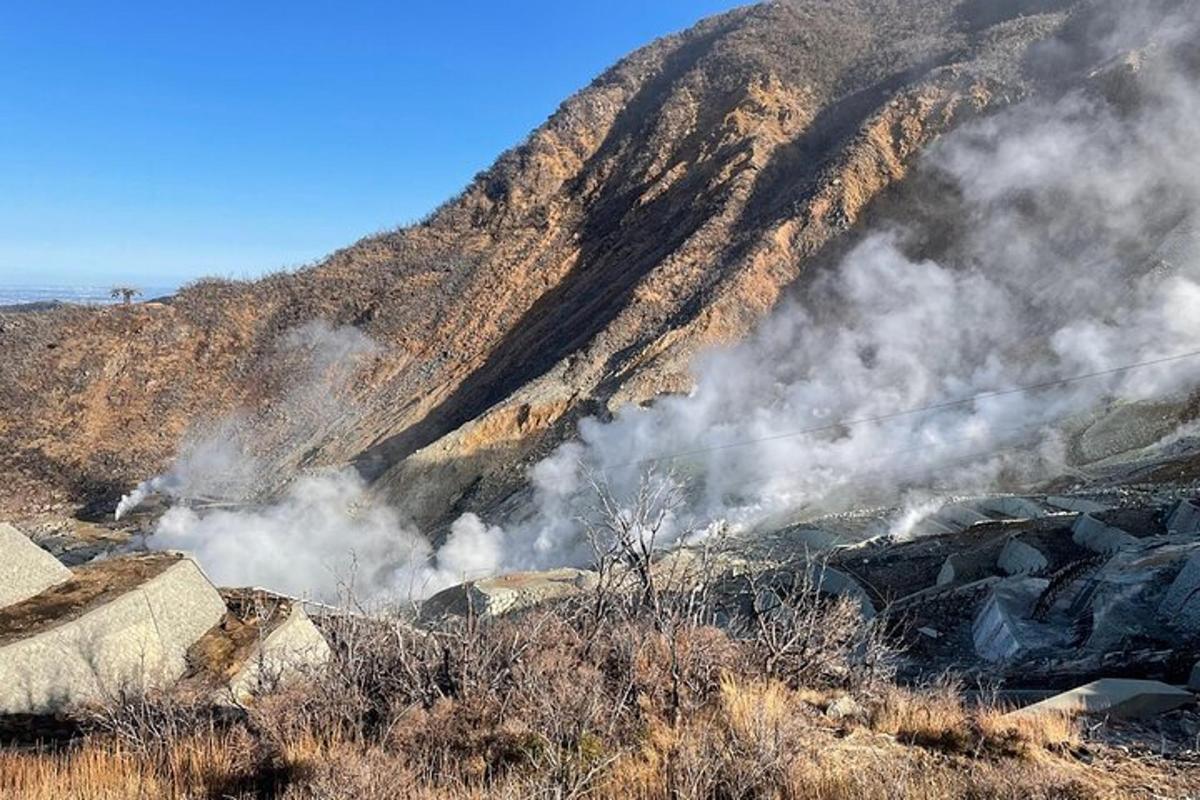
[0,0,1184,525]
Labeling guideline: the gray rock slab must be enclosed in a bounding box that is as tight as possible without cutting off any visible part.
[1072,514,1138,554]
[1014,679,1194,720]
[1168,499,1200,537]
[0,523,72,609]
[998,538,1049,576]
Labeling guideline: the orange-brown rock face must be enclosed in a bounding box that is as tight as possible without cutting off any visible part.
[0,1,1125,524]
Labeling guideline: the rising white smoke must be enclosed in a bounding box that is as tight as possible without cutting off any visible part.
[128,319,510,603]
[153,469,503,602]
[117,321,379,520]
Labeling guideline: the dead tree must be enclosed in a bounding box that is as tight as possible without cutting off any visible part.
[110,286,142,305]
[580,466,685,624]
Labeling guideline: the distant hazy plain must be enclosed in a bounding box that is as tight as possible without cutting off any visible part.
[0,285,177,307]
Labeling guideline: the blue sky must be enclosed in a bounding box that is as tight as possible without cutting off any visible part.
[0,1,742,288]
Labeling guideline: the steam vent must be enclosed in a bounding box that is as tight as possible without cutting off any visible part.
[0,525,330,715]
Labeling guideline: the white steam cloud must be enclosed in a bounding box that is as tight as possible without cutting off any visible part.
[125,320,515,603]
[153,470,503,602]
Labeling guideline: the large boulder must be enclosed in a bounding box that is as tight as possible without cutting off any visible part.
[1013,679,1194,720]
[0,523,71,609]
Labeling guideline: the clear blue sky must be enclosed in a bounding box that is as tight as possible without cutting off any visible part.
[0,1,742,288]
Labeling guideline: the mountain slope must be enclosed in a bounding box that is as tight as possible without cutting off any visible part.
[0,0,1164,524]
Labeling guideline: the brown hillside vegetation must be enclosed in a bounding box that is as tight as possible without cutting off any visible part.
[0,0,1182,524]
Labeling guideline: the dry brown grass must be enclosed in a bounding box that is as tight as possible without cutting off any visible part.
[0,679,1190,800]
[870,681,1080,759]
[0,733,250,800]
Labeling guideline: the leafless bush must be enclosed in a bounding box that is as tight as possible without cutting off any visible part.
[84,688,215,755]
[579,467,897,701]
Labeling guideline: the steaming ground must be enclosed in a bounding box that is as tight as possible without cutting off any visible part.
[124,7,1200,604]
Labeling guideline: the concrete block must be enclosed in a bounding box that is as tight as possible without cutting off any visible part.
[0,557,226,714]
[937,549,997,587]
[228,606,332,701]
[1072,514,1138,554]
[973,591,1022,662]
[998,538,1049,576]
[971,578,1047,663]
[933,503,993,530]
[1015,679,1194,720]
[0,523,71,609]
[421,568,598,622]
[914,516,958,536]
[811,565,876,620]
[1167,499,1200,536]
[1190,662,1200,692]
[976,497,1049,520]
[1045,496,1110,514]
[1158,551,1200,634]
